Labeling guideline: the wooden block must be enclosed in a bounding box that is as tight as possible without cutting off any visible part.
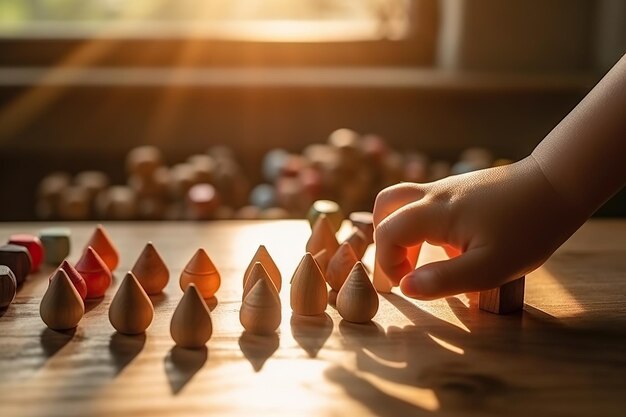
[0,244,32,286]
[243,262,279,301]
[235,205,262,220]
[260,207,291,220]
[40,269,84,331]
[8,234,44,272]
[243,245,281,292]
[74,171,110,199]
[240,278,282,336]
[75,247,112,299]
[344,228,369,260]
[186,183,220,220]
[109,272,154,335]
[131,242,170,295]
[95,186,137,220]
[187,154,216,184]
[0,265,17,309]
[179,249,221,299]
[306,214,339,259]
[290,253,328,316]
[85,225,120,272]
[336,262,379,323]
[39,228,71,265]
[128,166,169,199]
[479,277,526,314]
[58,186,91,220]
[170,283,213,349]
[37,172,71,218]
[307,200,344,233]
[126,146,162,177]
[348,211,374,245]
[56,260,87,300]
[326,242,358,292]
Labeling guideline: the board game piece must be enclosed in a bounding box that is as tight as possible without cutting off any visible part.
[58,186,90,220]
[262,148,289,182]
[126,146,162,177]
[344,228,369,260]
[8,234,44,272]
[243,245,281,292]
[326,242,358,292]
[479,277,525,314]
[109,272,154,335]
[349,211,374,245]
[260,207,290,220]
[306,214,339,259]
[236,205,262,220]
[170,283,213,348]
[131,242,169,295]
[74,171,110,199]
[85,224,119,271]
[186,183,220,220]
[307,200,344,232]
[187,154,216,184]
[56,260,87,300]
[179,249,221,299]
[240,278,282,335]
[75,246,112,299]
[312,249,329,275]
[95,186,137,220]
[249,184,276,210]
[243,262,279,301]
[290,253,328,316]
[39,228,71,265]
[0,244,32,286]
[0,266,16,309]
[336,262,379,323]
[40,269,84,331]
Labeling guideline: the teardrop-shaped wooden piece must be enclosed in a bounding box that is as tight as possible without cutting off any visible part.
[56,260,87,300]
[75,246,112,299]
[243,245,281,292]
[240,278,281,335]
[345,228,369,260]
[312,249,329,276]
[306,214,339,259]
[336,262,379,323]
[180,249,221,299]
[40,269,84,330]
[109,271,154,335]
[326,242,358,292]
[131,242,170,295]
[170,283,213,348]
[243,262,279,301]
[290,253,327,316]
[85,224,119,271]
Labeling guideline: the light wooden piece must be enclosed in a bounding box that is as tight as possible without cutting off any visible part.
[243,245,281,292]
[186,183,220,220]
[57,186,91,220]
[85,225,120,271]
[180,249,221,299]
[306,214,339,259]
[336,262,379,323]
[75,246,112,299]
[74,171,110,199]
[242,262,279,301]
[0,244,32,286]
[39,269,84,331]
[290,253,328,316]
[131,242,170,295]
[348,211,374,245]
[240,278,282,335]
[312,248,329,275]
[307,200,344,233]
[344,228,369,260]
[95,186,138,220]
[0,265,16,308]
[8,234,44,273]
[126,146,162,177]
[109,272,154,335]
[57,260,87,300]
[170,283,213,349]
[479,276,526,314]
[326,242,358,292]
[39,227,71,265]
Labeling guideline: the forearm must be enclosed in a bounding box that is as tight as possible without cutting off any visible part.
[532,54,626,217]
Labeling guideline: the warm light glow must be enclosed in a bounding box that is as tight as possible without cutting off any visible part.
[427,333,464,355]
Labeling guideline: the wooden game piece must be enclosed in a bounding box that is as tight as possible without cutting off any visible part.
[0,266,17,309]
[186,183,220,220]
[128,166,170,199]
[136,198,166,220]
[262,148,289,182]
[187,154,216,184]
[74,171,110,199]
[126,146,162,177]
[168,163,197,200]
[312,249,329,276]
[373,257,394,294]
[38,171,71,202]
[40,269,84,331]
[275,176,309,215]
[8,234,44,272]
[479,277,526,314]
[326,242,359,292]
[344,228,369,260]
[95,186,138,220]
[75,247,112,299]
[85,224,120,272]
[243,262,279,301]
[56,260,88,300]
[290,253,328,316]
[348,211,374,245]
[299,166,323,201]
[307,200,344,233]
[240,278,282,335]
[131,242,169,295]
[243,245,281,292]
[0,244,32,286]
[260,207,291,220]
[336,262,379,323]
[235,205,262,220]
[249,184,276,210]
[109,272,154,335]
[39,228,71,265]
[306,214,339,259]
[170,283,213,348]
[213,205,235,220]
[179,249,221,299]
[58,186,91,220]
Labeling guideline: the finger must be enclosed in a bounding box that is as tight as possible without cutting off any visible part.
[442,244,462,259]
[373,183,425,227]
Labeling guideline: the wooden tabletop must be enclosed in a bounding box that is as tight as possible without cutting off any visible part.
[0,219,625,417]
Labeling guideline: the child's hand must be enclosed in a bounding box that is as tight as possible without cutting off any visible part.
[373,156,586,300]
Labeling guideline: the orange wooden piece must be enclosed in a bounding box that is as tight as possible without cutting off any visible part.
[131,242,170,295]
[180,249,221,299]
[85,225,119,272]
[75,246,112,299]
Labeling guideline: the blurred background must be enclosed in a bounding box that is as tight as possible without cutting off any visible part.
[0,0,624,221]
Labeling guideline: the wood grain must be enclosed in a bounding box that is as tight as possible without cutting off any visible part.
[0,219,625,417]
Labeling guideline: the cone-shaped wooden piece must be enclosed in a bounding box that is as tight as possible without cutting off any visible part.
[109,272,154,334]
[75,246,112,299]
[337,262,379,323]
[40,269,84,330]
[240,279,281,335]
[56,260,87,300]
[85,224,119,271]
[306,214,339,259]
[326,242,358,292]
[170,283,213,348]
[131,242,170,295]
[290,253,327,316]
[345,228,369,260]
[243,245,281,292]
[243,262,279,301]
[179,249,221,299]
[312,249,329,277]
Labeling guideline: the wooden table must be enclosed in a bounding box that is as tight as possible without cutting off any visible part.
[0,220,625,417]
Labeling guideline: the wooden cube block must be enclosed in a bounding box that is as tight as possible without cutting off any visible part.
[39,228,71,265]
[479,277,525,314]
[0,245,32,286]
[8,234,44,272]
[0,265,17,309]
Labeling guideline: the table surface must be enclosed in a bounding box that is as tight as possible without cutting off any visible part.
[0,219,625,417]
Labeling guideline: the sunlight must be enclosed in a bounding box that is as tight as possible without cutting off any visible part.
[427,333,464,355]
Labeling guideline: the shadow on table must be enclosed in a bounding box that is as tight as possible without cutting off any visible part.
[239,330,279,372]
[290,312,333,358]
[108,332,146,376]
[164,346,208,395]
[40,327,76,359]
